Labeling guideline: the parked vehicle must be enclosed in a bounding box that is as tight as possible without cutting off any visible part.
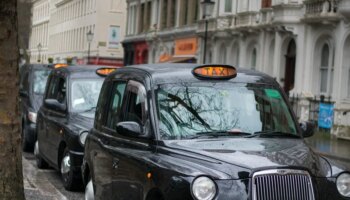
[19,64,53,151]
[34,65,115,191]
[83,64,350,200]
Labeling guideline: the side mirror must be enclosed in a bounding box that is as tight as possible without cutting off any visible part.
[19,90,28,98]
[300,121,315,138]
[44,99,66,112]
[116,121,144,138]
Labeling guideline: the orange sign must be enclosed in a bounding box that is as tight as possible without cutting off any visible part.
[175,38,197,56]
[193,66,237,79]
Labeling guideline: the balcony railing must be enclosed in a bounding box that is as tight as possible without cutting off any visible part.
[235,12,260,28]
[304,0,342,23]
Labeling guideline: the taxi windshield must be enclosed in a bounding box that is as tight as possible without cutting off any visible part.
[33,69,51,95]
[156,82,298,140]
[70,79,103,112]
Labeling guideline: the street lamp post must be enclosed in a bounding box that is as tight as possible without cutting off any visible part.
[201,0,215,64]
[37,43,42,63]
[86,30,94,64]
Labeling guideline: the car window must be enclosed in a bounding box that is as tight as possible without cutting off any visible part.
[105,82,126,129]
[70,78,103,112]
[46,75,58,99]
[46,76,66,104]
[124,80,147,125]
[156,82,297,140]
[56,78,66,104]
[20,70,29,92]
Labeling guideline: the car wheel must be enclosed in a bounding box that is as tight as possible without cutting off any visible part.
[22,124,33,152]
[34,140,48,169]
[85,179,94,200]
[60,147,81,191]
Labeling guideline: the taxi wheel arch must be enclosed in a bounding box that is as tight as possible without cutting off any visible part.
[59,145,82,191]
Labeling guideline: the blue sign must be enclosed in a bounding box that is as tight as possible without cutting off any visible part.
[318,103,334,129]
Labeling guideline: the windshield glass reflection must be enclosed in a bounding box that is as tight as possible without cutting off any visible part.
[156,82,297,140]
[33,69,51,95]
[70,79,103,112]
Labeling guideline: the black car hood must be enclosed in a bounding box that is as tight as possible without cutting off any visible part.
[162,138,332,179]
[69,112,95,131]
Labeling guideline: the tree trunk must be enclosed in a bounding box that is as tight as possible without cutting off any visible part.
[0,1,25,199]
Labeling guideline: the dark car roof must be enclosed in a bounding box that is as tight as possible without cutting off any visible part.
[53,65,115,79]
[110,64,277,85]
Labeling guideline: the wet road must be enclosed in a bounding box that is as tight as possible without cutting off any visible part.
[23,152,84,200]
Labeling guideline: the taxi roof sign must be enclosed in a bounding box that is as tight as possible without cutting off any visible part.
[54,63,68,69]
[192,65,237,80]
[96,68,116,76]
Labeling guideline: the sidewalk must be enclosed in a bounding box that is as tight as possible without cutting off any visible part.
[306,131,350,167]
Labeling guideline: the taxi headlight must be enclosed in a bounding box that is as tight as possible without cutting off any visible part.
[191,176,217,200]
[337,173,350,197]
[79,131,89,146]
[28,112,37,123]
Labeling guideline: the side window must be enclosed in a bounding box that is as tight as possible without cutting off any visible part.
[46,75,58,99]
[45,76,66,104]
[105,82,127,129]
[124,80,148,125]
[56,78,66,104]
[20,70,29,91]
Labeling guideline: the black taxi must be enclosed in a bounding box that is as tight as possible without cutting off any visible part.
[82,64,350,200]
[35,65,116,190]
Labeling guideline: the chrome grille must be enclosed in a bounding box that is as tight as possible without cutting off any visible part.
[252,169,315,200]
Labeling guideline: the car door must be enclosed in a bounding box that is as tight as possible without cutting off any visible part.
[104,80,153,200]
[92,80,127,199]
[45,76,68,166]
[38,74,58,160]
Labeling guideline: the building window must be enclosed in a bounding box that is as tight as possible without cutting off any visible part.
[225,0,233,13]
[262,0,272,8]
[319,43,334,95]
[219,44,227,64]
[320,44,330,93]
[251,48,257,70]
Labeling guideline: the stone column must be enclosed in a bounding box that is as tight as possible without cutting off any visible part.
[166,0,172,27]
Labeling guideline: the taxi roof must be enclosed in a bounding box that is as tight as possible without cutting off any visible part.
[53,65,116,79]
[114,64,277,85]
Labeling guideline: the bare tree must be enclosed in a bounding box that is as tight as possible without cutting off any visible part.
[0,0,25,199]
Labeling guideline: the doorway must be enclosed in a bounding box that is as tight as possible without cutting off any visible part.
[283,40,296,95]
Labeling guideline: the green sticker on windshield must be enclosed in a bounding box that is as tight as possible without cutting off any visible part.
[265,89,281,99]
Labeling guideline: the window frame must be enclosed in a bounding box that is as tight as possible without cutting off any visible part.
[102,80,127,132]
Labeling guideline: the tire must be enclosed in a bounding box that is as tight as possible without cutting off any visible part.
[85,178,94,200]
[34,140,48,169]
[22,124,34,152]
[60,147,82,191]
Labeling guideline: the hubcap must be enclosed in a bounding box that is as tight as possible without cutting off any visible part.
[85,180,94,200]
[61,154,71,175]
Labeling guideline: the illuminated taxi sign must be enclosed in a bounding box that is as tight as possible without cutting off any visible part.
[192,65,237,79]
[54,63,68,69]
[96,68,116,76]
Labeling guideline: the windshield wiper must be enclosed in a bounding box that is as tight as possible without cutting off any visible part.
[246,130,301,138]
[187,131,252,139]
[81,107,96,113]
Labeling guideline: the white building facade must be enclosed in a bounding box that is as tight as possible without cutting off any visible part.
[29,0,127,66]
[124,0,350,138]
